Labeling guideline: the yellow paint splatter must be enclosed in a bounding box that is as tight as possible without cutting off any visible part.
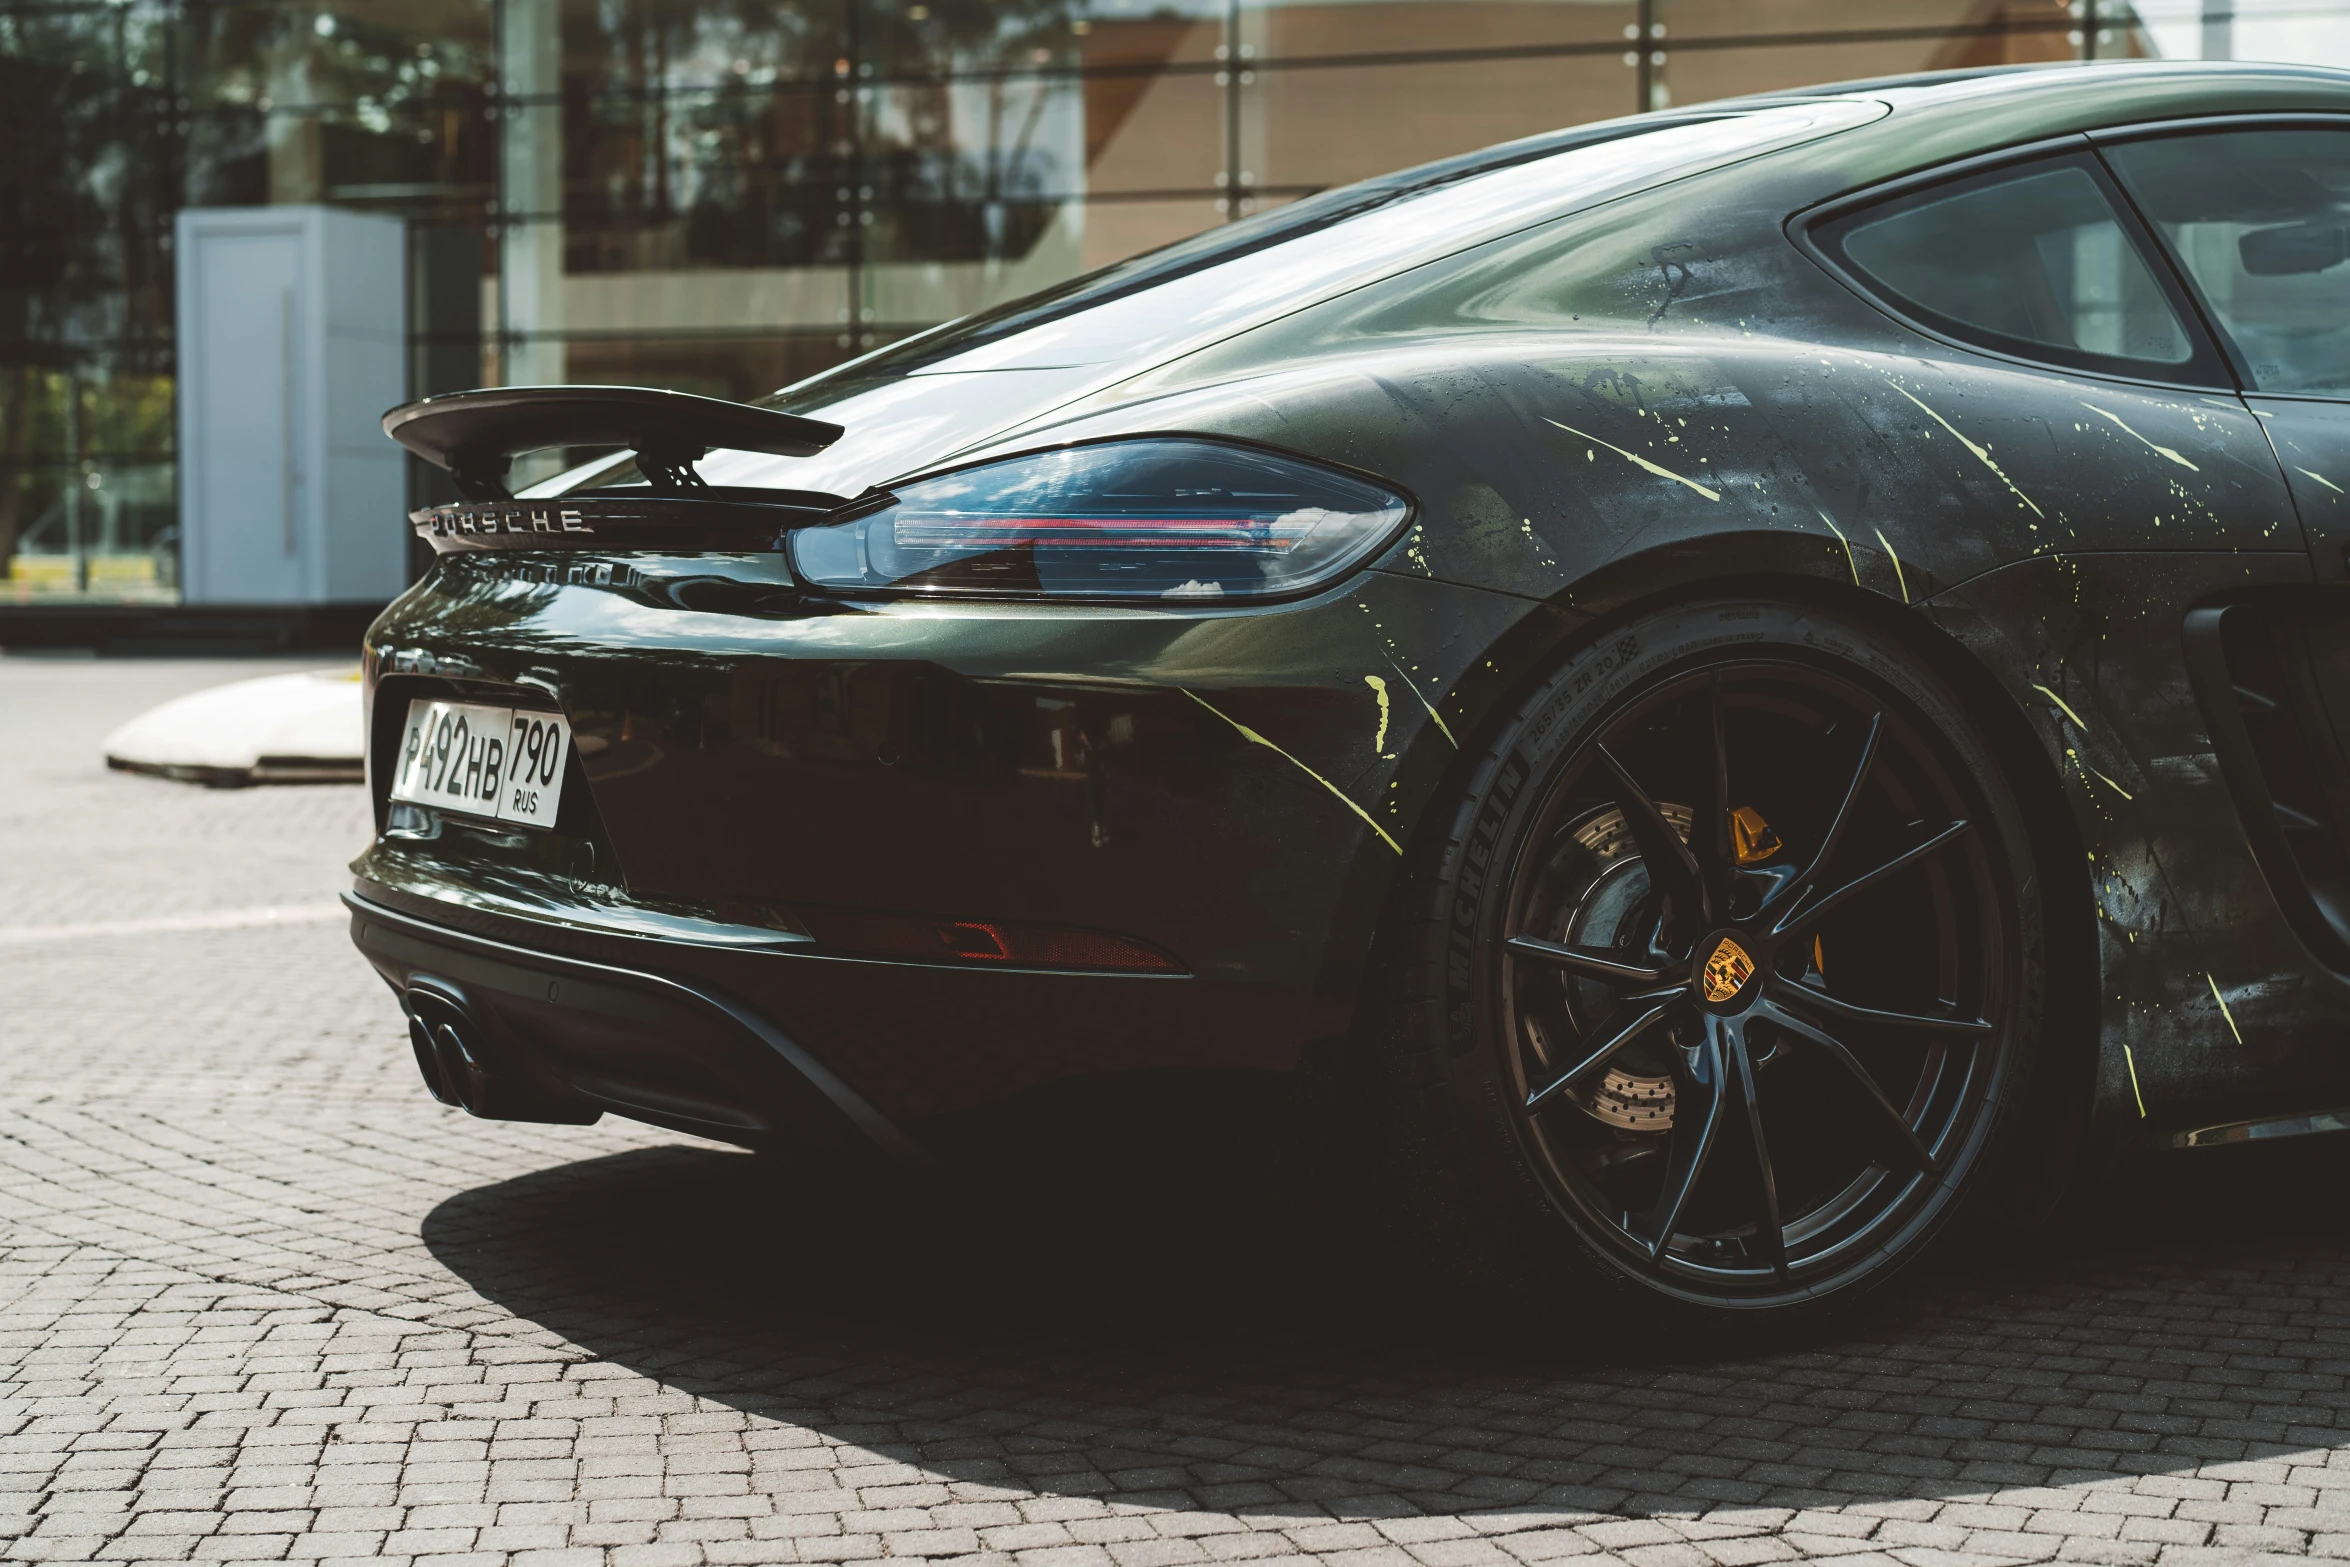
[1385,654,1458,749]
[1519,518,1556,569]
[2298,466,2346,496]
[1888,383,2045,519]
[2123,1043,2147,1118]
[1184,689,1401,854]
[1871,526,1910,603]
[1365,674,1391,753]
[2032,682,2088,730]
[1817,510,1860,585]
[2068,747,2133,800]
[2207,973,2243,1045]
[1402,524,1431,575]
[2082,403,2200,471]
[1543,417,1721,502]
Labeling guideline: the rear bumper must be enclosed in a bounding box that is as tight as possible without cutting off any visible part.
[346,878,1321,1145]
[346,890,927,1161]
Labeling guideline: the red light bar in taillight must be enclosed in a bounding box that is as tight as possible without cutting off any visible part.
[891,513,1303,554]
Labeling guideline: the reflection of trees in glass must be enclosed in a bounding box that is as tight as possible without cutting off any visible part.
[0,6,173,574]
[179,2,492,214]
[0,371,174,570]
[3,0,494,578]
[559,0,1078,273]
[565,0,844,272]
[872,0,1080,265]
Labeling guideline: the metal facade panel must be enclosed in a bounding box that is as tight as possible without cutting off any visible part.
[175,205,408,605]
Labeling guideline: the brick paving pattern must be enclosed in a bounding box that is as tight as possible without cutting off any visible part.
[6,657,2350,1567]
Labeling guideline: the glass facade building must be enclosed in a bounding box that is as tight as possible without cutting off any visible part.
[0,0,2321,604]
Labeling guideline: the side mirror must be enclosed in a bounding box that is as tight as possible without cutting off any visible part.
[2241,220,2350,276]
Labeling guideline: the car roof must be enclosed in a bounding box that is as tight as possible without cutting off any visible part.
[1726,63,2050,102]
[1772,59,2350,137]
[1776,60,2350,196]
[1756,57,2350,109]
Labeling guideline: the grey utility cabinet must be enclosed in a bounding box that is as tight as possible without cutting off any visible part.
[174,205,408,604]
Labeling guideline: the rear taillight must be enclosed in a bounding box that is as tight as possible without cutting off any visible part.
[788,437,1411,602]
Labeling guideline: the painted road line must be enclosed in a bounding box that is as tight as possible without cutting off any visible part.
[0,902,347,946]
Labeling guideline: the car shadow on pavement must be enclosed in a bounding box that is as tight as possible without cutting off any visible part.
[422,1081,2350,1520]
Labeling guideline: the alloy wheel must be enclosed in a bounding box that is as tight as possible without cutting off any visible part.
[1494,660,2011,1306]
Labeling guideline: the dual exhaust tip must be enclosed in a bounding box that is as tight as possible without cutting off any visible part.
[400,978,600,1126]
[404,982,495,1114]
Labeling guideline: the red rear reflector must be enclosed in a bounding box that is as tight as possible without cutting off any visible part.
[800,907,1183,973]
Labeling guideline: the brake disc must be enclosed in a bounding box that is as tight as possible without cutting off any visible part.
[1540,803,1690,1131]
[1524,801,1806,1132]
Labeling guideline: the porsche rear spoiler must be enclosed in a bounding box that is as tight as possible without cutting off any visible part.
[382,385,845,501]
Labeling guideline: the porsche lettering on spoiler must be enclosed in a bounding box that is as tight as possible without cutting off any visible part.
[419,506,591,539]
[406,495,832,555]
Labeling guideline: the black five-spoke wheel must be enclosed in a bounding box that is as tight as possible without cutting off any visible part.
[1378,601,2044,1321]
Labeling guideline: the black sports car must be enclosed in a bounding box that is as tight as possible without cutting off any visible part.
[352,60,2350,1323]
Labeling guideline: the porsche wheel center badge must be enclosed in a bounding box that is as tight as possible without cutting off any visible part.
[1702,935,1756,1004]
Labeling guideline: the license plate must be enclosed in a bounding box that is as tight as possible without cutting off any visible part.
[389,699,571,830]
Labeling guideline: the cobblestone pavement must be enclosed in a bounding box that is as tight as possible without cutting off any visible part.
[9,657,2350,1567]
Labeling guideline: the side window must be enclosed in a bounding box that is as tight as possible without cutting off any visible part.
[1814,152,2201,377]
[2103,128,2350,397]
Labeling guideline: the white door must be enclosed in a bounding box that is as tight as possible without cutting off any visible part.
[190,227,305,602]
